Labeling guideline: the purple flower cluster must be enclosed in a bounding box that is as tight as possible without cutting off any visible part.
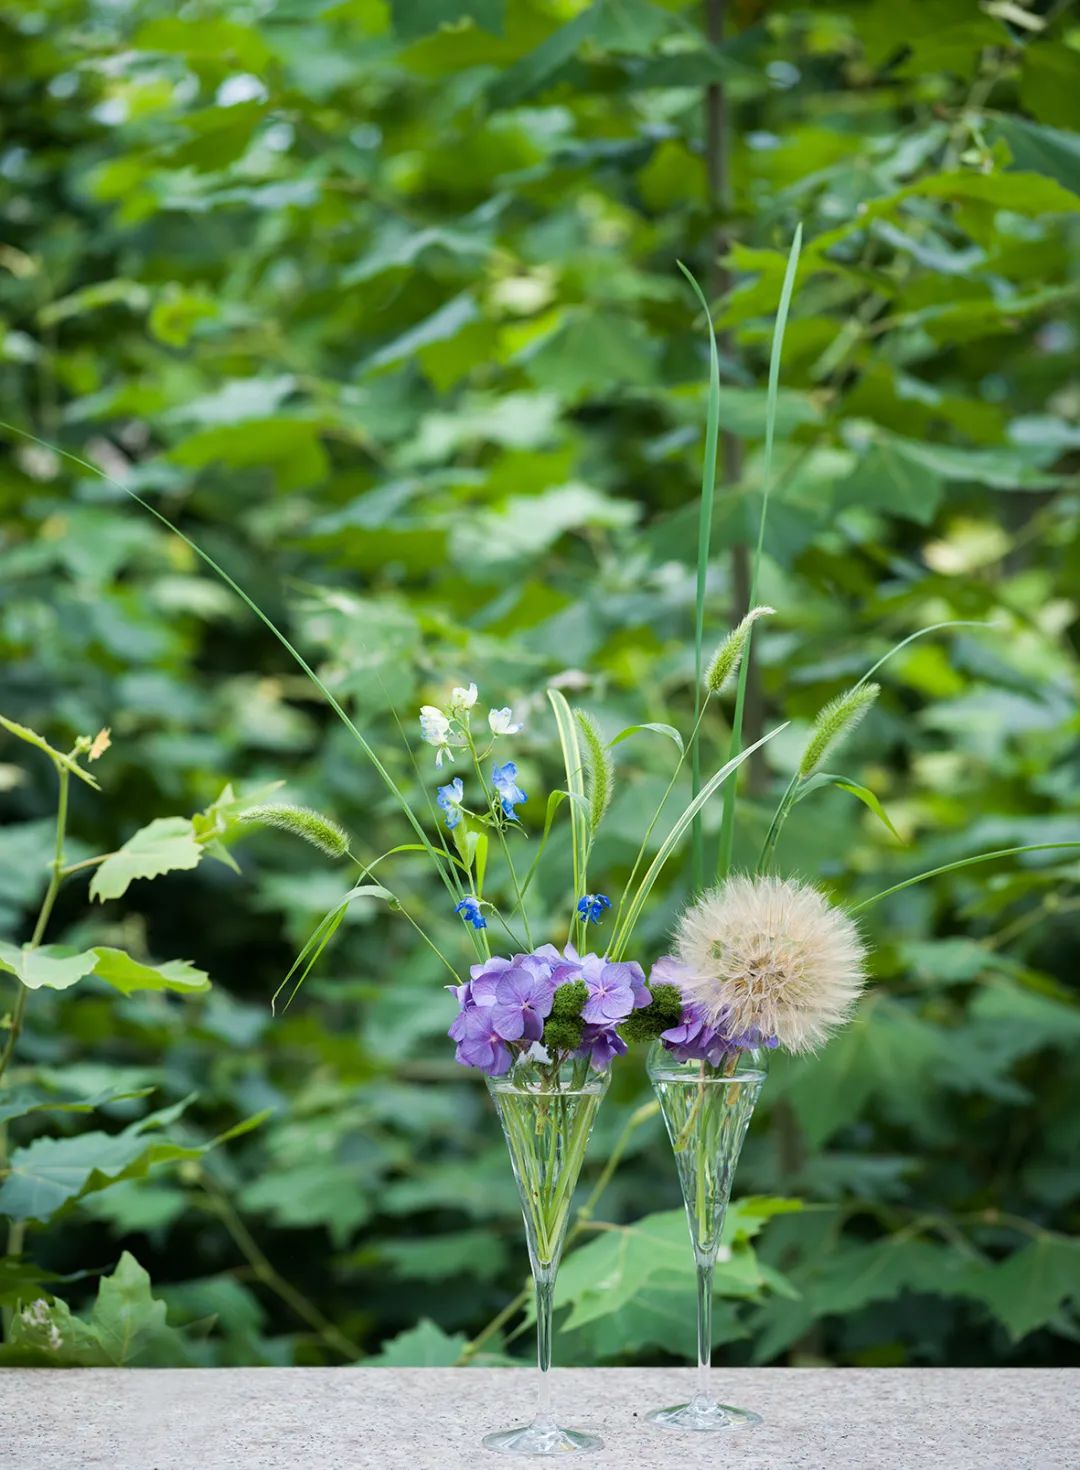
[648,956,778,1065]
[449,943,650,1077]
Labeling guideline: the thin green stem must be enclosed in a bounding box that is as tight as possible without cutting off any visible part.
[717,226,802,881]
[0,764,70,1084]
[757,771,801,875]
[58,851,113,877]
[198,1169,361,1361]
[850,843,1080,914]
[467,730,533,950]
[610,702,709,942]
[676,265,722,893]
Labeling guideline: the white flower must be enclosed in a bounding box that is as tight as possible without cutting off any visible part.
[488,706,522,736]
[449,683,478,713]
[419,705,451,746]
[419,705,457,766]
[674,876,868,1054]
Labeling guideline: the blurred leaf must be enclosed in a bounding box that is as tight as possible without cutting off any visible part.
[0,1100,200,1222]
[365,1317,467,1365]
[964,1237,1080,1340]
[0,942,99,992]
[89,948,210,997]
[10,1252,189,1366]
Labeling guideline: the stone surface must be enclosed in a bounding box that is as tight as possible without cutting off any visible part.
[1,1367,1076,1470]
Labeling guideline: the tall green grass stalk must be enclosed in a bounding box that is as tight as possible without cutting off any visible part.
[716,225,802,881]
[677,263,721,895]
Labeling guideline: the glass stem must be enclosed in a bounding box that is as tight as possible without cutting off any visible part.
[534,1267,556,1429]
[694,1259,714,1408]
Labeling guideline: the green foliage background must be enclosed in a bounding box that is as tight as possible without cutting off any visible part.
[1,0,1079,1368]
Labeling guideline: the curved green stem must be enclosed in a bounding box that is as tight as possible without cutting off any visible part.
[0,764,70,1084]
[850,843,1080,913]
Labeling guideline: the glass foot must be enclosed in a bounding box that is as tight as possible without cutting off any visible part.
[647,1397,762,1432]
[483,1422,602,1456]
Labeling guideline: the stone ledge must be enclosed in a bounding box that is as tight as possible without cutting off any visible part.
[1,1366,1076,1470]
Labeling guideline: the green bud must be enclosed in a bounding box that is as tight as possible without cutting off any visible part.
[798,682,880,778]
[542,1016,584,1054]
[239,803,350,859]
[705,606,774,696]
[575,709,614,835]
[550,980,587,1020]
[619,982,684,1042]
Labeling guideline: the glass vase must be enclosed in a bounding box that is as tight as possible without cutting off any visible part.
[483,1057,610,1456]
[646,1041,766,1432]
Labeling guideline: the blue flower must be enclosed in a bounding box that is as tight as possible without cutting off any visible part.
[437,777,465,829]
[455,896,487,930]
[491,761,527,819]
[577,893,612,924]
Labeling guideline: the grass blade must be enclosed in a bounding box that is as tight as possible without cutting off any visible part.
[717,225,802,881]
[547,688,587,902]
[676,261,721,893]
[850,843,1080,913]
[609,722,787,960]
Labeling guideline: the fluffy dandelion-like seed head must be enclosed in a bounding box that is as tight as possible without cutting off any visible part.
[674,876,867,1054]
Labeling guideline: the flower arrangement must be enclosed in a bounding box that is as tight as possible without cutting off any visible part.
[10,231,1077,1456]
[410,675,779,1087]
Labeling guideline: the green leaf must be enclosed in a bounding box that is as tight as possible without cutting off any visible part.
[239,1162,372,1248]
[10,1252,189,1365]
[379,1229,510,1282]
[548,688,589,901]
[0,1082,155,1127]
[450,484,637,572]
[0,1256,59,1308]
[795,773,904,844]
[837,441,944,525]
[965,1237,1080,1341]
[0,1100,200,1223]
[776,1001,946,1147]
[89,948,210,997]
[89,817,203,903]
[391,0,504,41]
[718,225,801,881]
[522,309,657,400]
[365,1317,467,1366]
[0,715,99,789]
[989,115,1080,194]
[273,882,398,1013]
[914,167,1080,215]
[609,723,684,757]
[0,942,99,992]
[556,1209,769,1334]
[367,293,481,373]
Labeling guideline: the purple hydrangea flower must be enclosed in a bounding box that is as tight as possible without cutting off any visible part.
[578,1023,627,1070]
[577,893,611,924]
[454,1006,513,1076]
[490,965,555,1043]
[559,954,649,1025]
[450,943,651,1076]
[491,762,527,819]
[648,955,777,1064]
